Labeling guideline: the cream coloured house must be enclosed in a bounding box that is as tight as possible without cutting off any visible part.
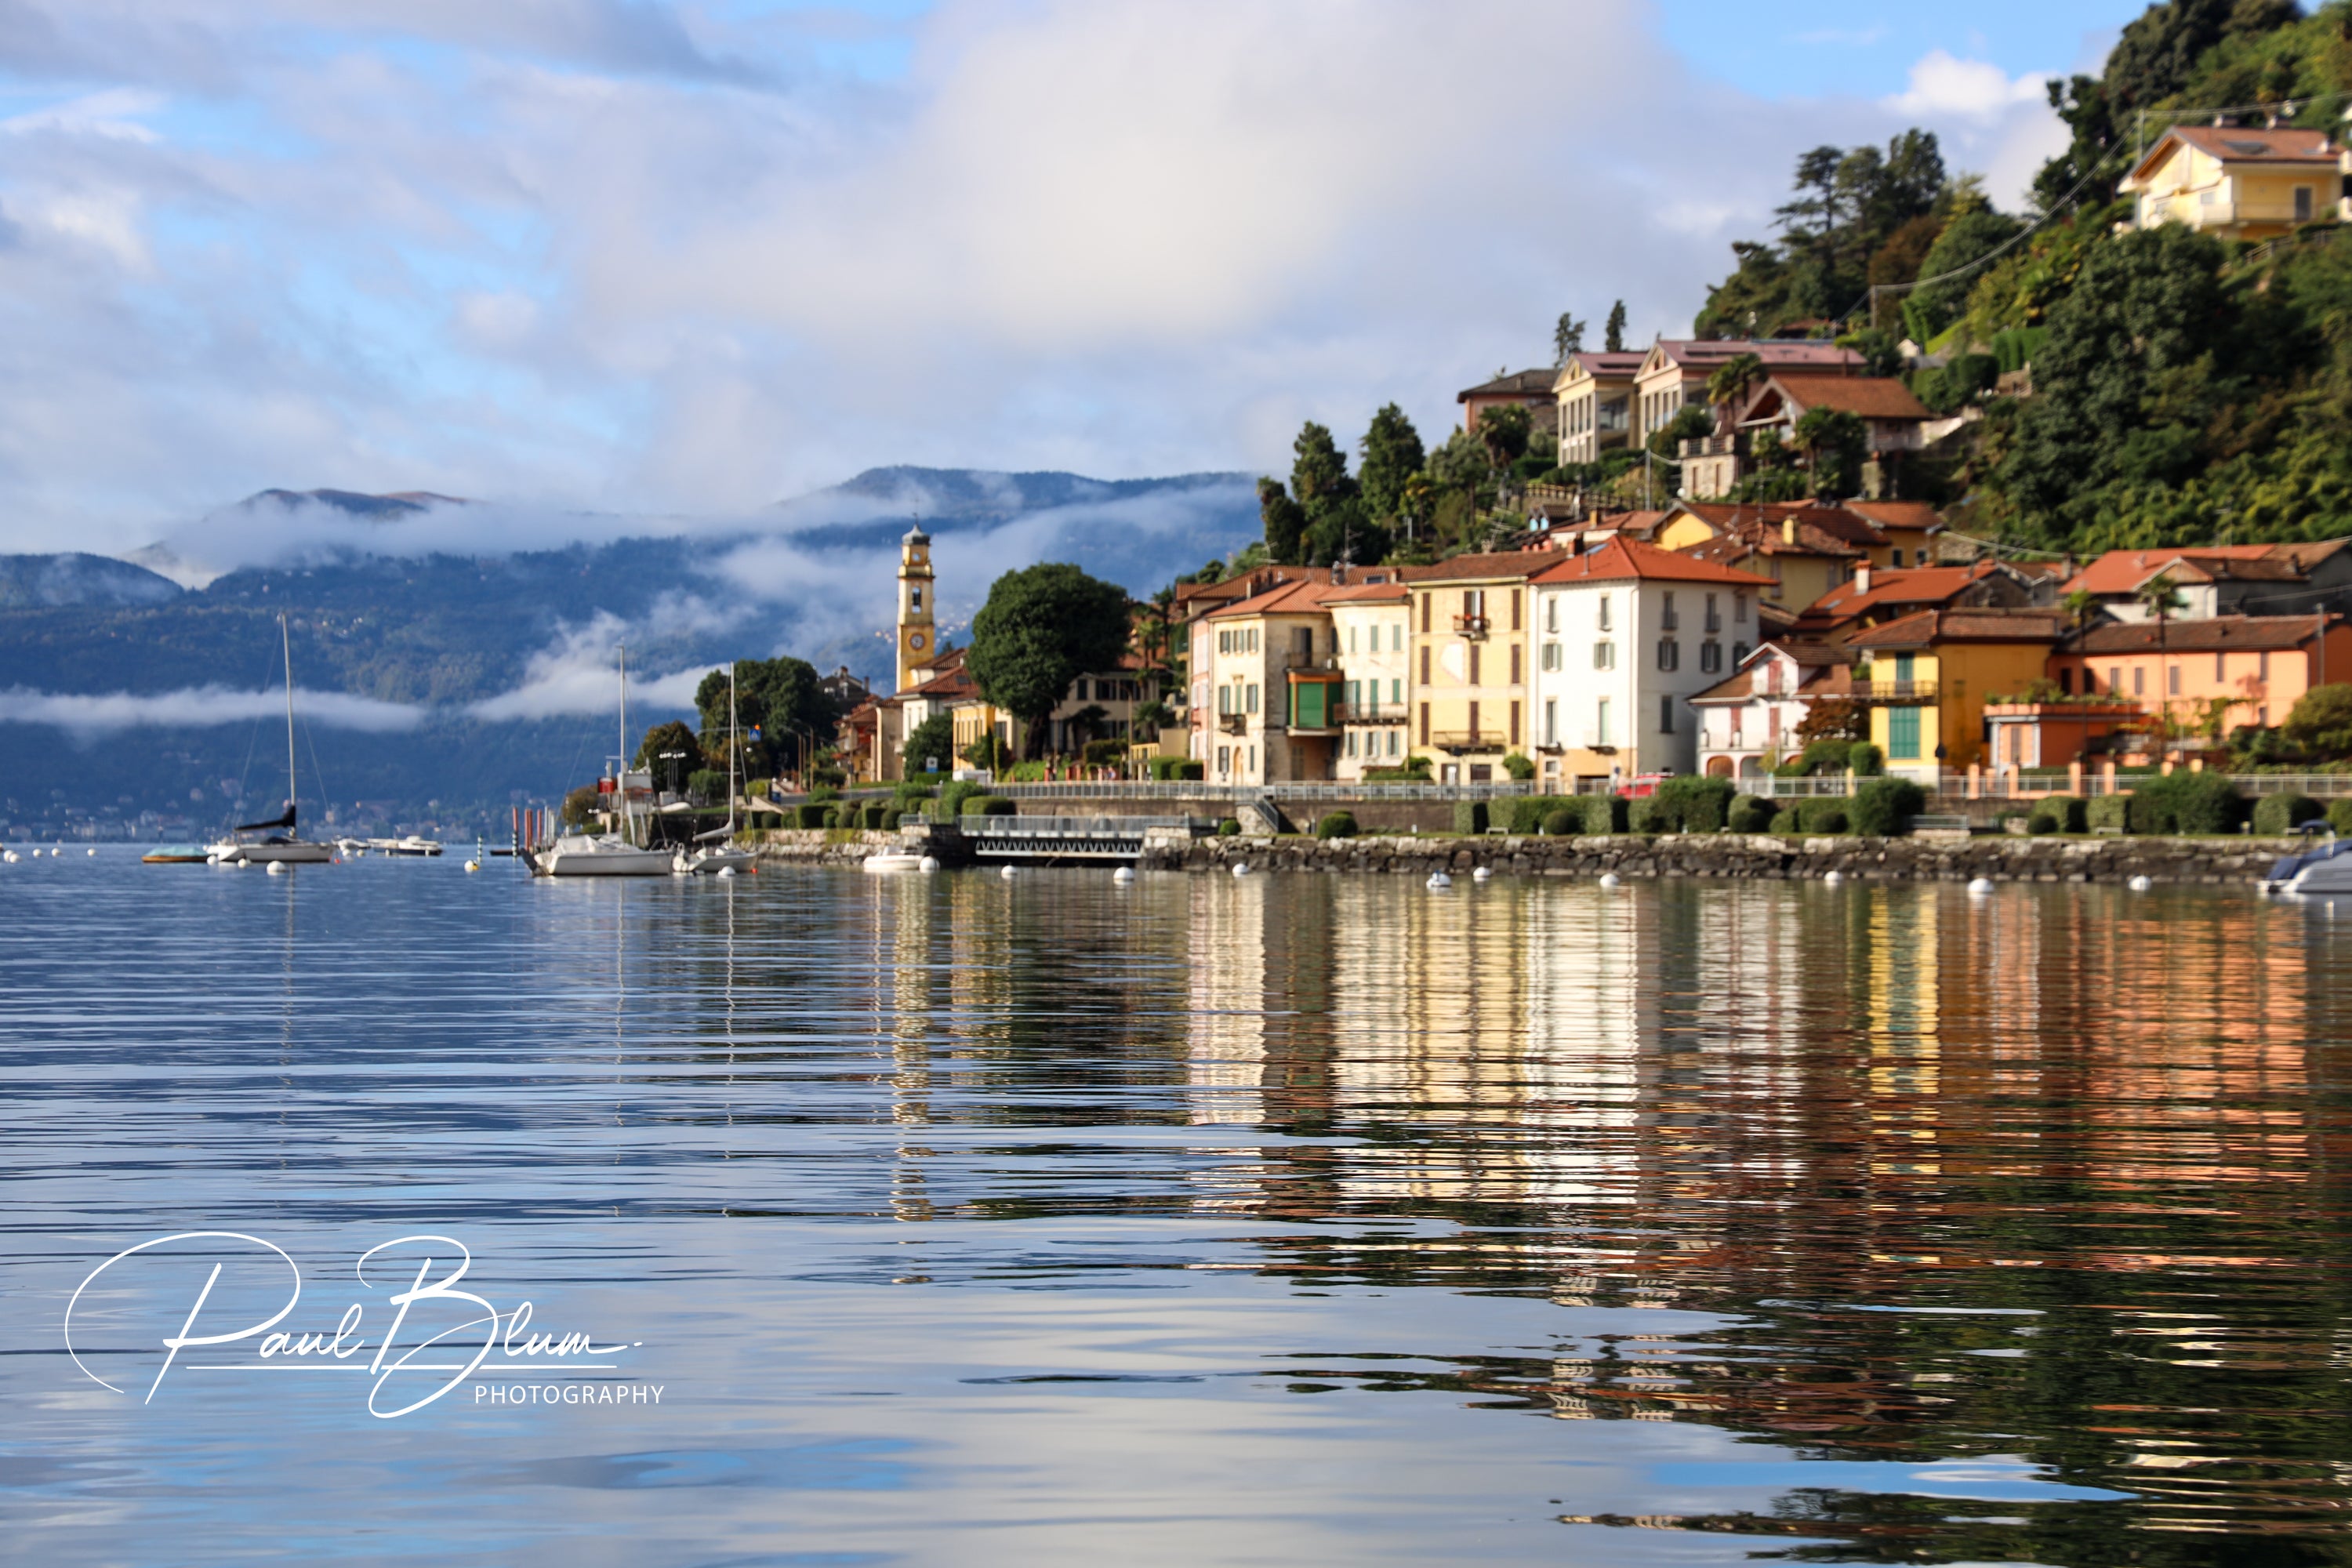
[2119,124,2347,241]
[1323,579,1411,779]
[1552,350,1645,465]
[1630,339,1859,448]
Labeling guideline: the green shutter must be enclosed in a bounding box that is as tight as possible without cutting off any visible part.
[1889,706,1920,760]
[1297,683,1325,728]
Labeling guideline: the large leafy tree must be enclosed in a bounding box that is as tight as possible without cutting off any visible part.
[966,563,1134,760]
[1290,421,1352,510]
[722,654,845,775]
[1356,403,1425,521]
[1795,408,1868,499]
[1474,402,1532,469]
[900,713,954,778]
[1901,207,2024,345]
[634,720,704,794]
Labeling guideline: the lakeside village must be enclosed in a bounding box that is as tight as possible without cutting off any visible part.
[603,61,2352,848]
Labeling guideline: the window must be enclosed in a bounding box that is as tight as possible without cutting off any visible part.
[1596,698,1612,746]
[1700,640,1721,673]
[1733,641,1749,667]
[1510,700,1521,745]
[910,586,923,610]
[1246,683,1259,713]
[1390,677,1402,704]
[1704,593,1719,633]
[1348,625,1358,654]
[1246,628,1257,652]
[1511,589,1523,632]
[2110,666,2122,694]
[1894,652,1915,684]
[1419,702,1431,744]
[1391,624,1403,652]
[1464,588,1485,619]
[2168,665,2181,696]
[1346,731,1358,757]
[1657,638,1679,672]
[1598,593,1612,632]
[1421,595,1432,633]
[1734,593,1748,625]
[2297,185,2314,222]
[1345,680,1359,710]
[1889,549,1904,568]
[1889,705,1921,760]
[1545,597,1559,633]
[2132,667,2144,696]
[1661,592,1679,630]
[1217,746,1230,775]
[2215,652,2225,681]
[1544,698,1558,746]
[1542,641,1561,671]
[2058,667,2073,695]
[1247,746,1254,773]
[1594,641,1615,670]
[1509,645,1521,684]
[1218,630,1230,654]
[1468,699,1481,739]
[1658,695,1674,734]
[1421,646,1432,685]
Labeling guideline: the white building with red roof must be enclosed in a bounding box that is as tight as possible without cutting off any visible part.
[1525,537,1776,788]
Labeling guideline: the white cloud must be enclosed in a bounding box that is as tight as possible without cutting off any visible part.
[1887,50,2045,121]
[463,597,742,720]
[0,684,424,738]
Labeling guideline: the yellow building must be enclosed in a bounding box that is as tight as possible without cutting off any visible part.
[1552,350,1644,466]
[895,525,936,695]
[1846,608,2066,780]
[2119,125,2347,241]
[1657,503,1864,608]
[1403,550,1549,782]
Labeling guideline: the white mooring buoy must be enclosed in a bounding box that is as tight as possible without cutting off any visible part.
[267,860,289,876]
[1598,873,1621,890]
[1968,877,1995,895]
[1112,866,1135,884]
[1000,864,1018,880]
[1232,862,1251,877]
[1471,866,1491,882]
[918,856,941,873]
[1823,869,1843,886]
[1427,870,1453,890]
[2128,874,2153,892]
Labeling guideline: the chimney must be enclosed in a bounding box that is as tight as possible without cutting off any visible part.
[1782,516,1798,546]
[1855,562,1873,595]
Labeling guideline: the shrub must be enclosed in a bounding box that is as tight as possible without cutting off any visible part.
[808,785,840,803]
[1847,742,1885,777]
[2024,795,2085,834]
[1080,738,1127,766]
[2085,793,2130,833]
[864,803,894,830]
[2284,684,2352,759]
[2026,808,2060,834]
[1541,808,1579,836]
[1366,757,1435,781]
[1149,757,1205,781]
[2330,797,2352,837]
[1849,777,1926,836]
[1727,794,1775,833]
[1769,808,1802,833]
[1453,800,1489,835]
[1777,739,1856,777]
[1580,793,1630,834]
[1502,795,1572,834]
[793,803,829,829]
[1649,776,1737,833]
[2253,791,2325,837]
[688,768,731,803]
[1218,817,1242,837]
[964,795,1017,817]
[1798,798,1849,835]
[1501,752,1536,780]
[936,779,982,819]
[2127,772,2243,835]
[1316,811,1359,840]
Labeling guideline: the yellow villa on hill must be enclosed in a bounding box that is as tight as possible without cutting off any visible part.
[1844,608,2067,780]
[2118,124,2348,241]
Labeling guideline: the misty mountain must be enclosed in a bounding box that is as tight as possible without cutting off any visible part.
[0,466,1256,839]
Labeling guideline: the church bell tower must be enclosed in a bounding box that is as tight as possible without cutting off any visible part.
[895,523,935,695]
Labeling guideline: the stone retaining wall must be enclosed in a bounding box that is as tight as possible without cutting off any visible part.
[1142,833,2296,885]
[748,829,900,866]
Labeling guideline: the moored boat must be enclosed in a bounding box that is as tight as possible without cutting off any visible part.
[142,845,209,864]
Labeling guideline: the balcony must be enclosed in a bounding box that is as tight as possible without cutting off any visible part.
[1218,712,1249,735]
[1860,681,1939,703]
[1330,702,1406,725]
[1430,731,1507,754]
[1452,614,1490,639]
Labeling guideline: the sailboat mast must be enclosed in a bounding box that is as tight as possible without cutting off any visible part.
[618,644,631,847]
[727,662,739,837]
[281,613,297,819]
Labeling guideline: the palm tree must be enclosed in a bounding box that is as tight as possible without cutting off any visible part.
[1705,352,1766,434]
[2062,588,2100,633]
[2137,572,2188,747]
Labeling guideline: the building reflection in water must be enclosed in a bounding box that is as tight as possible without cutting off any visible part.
[1178,876,2350,1552]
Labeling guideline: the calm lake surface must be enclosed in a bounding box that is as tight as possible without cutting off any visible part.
[2,851,2347,1566]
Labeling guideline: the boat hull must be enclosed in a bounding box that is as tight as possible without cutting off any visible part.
[680,848,757,875]
[211,840,336,865]
[860,853,927,874]
[535,835,675,877]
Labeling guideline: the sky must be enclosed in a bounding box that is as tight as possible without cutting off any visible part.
[0,0,2144,560]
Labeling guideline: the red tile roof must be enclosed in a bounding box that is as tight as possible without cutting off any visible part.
[1651,339,1860,372]
[1762,374,1933,421]
[2060,546,2301,597]
[1395,549,1559,584]
[1530,535,1776,588]
[1800,561,2007,623]
[1838,499,1944,534]
[1846,608,2067,648]
[2063,613,2338,655]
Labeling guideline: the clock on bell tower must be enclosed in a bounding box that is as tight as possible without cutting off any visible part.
[895,524,935,695]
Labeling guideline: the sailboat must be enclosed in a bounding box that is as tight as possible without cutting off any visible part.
[208,615,336,866]
[677,662,756,876]
[531,644,675,878]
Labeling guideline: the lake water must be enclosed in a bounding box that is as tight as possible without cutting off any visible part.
[2,851,2347,1566]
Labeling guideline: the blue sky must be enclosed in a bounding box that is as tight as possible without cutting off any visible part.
[0,0,2151,558]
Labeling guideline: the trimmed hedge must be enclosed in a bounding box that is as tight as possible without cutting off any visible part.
[1579,793,1629,835]
[1797,798,1849,835]
[1502,794,1576,834]
[1217,817,1242,837]
[1453,800,1489,835]
[1628,797,1668,834]
[1727,793,1775,833]
[936,780,982,819]
[1316,811,1359,840]
[1849,777,1926,837]
[2026,795,2087,835]
[2086,793,2129,833]
[1768,808,1802,833]
[793,803,829,829]
[2253,791,2325,837]
[1847,742,1885,777]
[1149,757,1205,781]
[1647,775,1737,833]
[1541,808,1580,836]
[2330,797,2352,837]
[2127,772,2243,835]
[961,794,1017,817]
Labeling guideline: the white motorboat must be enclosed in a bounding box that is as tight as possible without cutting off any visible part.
[382,835,444,858]
[860,851,927,873]
[678,662,757,877]
[529,646,674,878]
[208,615,336,866]
[2263,829,2352,895]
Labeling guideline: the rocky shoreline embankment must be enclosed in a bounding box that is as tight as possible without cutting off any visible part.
[1145,831,2295,885]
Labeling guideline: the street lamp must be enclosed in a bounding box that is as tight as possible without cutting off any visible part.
[659,750,688,800]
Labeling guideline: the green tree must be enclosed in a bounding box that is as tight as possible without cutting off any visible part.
[634,720,704,796]
[1553,312,1584,363]
[1474,402,1532,469]
[1356,403,1426,521]
[735,655,844,777]
[1291,421,1352,509]
[2285,684,2352,758]
[1795,407,1868,498]
[1257,477,1308,565]
[901,713,955,778]
[1707,352,1766,424]
[1836,326,1904,378]
[1902,208,2024,346]
[965,563,1134,760]
[1604,299,1627,353]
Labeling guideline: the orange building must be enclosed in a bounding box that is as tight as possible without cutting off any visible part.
[2050,613,2352,738]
